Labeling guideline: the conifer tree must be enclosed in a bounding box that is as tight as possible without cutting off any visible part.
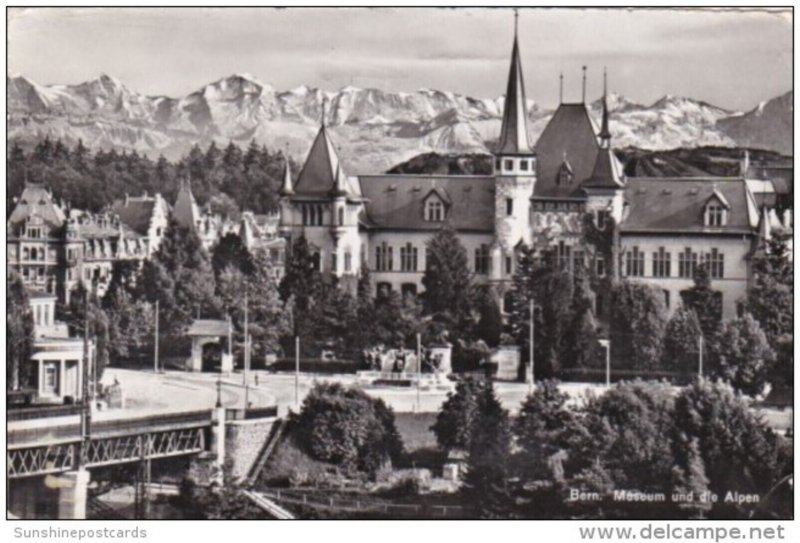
[421,226,474,335]
[464,385,514,518]
[662,307,702,374]
[7,274,35,391]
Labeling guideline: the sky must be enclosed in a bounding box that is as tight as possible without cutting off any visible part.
[7,7,793,111]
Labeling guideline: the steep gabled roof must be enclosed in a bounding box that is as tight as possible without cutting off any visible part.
[357,175,495,232]
[111,196,162,236]
[496,31,532,155]
[622,177,758,234]
[533,104,600,198]
[707,186,731,209]
[9,184,66,229]
[423,186,452,206]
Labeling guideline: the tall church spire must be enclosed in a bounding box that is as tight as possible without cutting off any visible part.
[496,9,532,155]
[599,67,611,146]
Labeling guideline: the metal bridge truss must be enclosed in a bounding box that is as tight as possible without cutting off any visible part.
[7,428,206,479]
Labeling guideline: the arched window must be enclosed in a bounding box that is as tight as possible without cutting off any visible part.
[401,283,418,298]
[376,282,392,298]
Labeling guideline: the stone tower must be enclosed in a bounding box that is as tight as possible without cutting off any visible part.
[491,11,536,283]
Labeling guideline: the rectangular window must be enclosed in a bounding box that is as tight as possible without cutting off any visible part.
[504,159,513,171]
[625,246,644,277]
[426,200,444,222]
[707,248,724,279]
[706,204,725,227]
[344,252,352,272]
[663,289,671,309]
[474,244,490,274]
[596,256,606,277]
[519,160,529,171]
[375,245,393,271]
[506,198,514,216]
[495,158,502,171]
[400,243,418,272]
[678,248,698,278]
[331,253,337,272]
[44,365,58,392]
[505,256,512,275]
[652,247,671,278]
[557,241,571,270]
[573,250,585,271]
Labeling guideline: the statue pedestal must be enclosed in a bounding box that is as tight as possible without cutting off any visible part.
[220,353,233,374]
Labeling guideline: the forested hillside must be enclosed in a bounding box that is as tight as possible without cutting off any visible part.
[6,138,295,215]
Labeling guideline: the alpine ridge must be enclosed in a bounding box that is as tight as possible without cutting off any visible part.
[7,73,791,173]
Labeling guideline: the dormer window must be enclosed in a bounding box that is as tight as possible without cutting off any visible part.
[557,162,573,186]
[425,199,445,222]
[705,202,726,227]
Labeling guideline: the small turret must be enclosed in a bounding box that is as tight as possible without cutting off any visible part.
[280,153,294,196]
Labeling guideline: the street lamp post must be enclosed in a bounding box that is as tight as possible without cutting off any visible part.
[294,336,300,407]
[153,299,159,373]
[243,293,249,411]
[416,333,422,412]
[598,339,611,387]
[528,299,535,393]
[698,335,704,378]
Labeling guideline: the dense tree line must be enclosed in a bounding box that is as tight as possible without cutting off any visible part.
[8,138,293,215]
[434,378,792,519]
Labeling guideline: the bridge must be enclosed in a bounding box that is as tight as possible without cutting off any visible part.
[8,410,212,479]
[7,405,278,519]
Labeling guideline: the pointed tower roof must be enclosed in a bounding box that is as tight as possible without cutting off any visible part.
[582,147,625,189]
[173,179,200,229]
[598,68,612,144]
[280,153,294,196]
[294,99,356,198]
[496,11,532,155]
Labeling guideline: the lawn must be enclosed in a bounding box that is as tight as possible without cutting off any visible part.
[393,412,439,451]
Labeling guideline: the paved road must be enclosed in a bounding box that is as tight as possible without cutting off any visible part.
[101,368,608,416]
[98,369,792,432]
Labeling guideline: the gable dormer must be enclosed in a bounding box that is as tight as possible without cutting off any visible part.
[704,188,730,227]
[557,154,574,186]
[423,188,450,222]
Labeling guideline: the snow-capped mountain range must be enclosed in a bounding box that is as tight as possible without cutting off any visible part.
[7,73,792,173]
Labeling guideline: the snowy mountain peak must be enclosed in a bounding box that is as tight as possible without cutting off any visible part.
[7,73,792,174]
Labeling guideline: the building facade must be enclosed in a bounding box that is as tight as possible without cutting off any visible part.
[278,17,789,321]
[27,291,91,404]
[7,185,152,302]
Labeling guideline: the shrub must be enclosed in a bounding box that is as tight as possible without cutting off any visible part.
[294,382,404,475]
